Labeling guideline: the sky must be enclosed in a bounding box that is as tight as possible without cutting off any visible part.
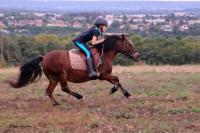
[1,0,200,12]
[32,0,200,1]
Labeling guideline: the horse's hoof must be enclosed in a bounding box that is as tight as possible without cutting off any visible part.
[127,95,137,99]
[110,87,118,95]
[53,102,60,106]
[80,96,85,101]
[124,92,131,98]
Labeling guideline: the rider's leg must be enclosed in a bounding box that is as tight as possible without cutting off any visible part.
[73,41,97,78]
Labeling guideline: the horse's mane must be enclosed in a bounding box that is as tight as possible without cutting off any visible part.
[95,35,122,52]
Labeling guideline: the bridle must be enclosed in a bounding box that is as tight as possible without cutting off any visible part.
[101,34,138,59]
[117,37,138,59]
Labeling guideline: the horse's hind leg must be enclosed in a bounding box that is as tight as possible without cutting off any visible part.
[60,80,84,100]
[46,79,60,106]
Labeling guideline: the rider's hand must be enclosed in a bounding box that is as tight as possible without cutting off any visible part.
[92,36,105,45]
[100,38,105,42]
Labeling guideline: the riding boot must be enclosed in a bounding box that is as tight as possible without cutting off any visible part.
[86,58,98,79]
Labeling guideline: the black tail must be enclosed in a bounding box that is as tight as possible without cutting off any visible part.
[9,55,43,88]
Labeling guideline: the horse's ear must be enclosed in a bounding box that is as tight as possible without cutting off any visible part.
[122,34,129,40]
[122,34,125,40]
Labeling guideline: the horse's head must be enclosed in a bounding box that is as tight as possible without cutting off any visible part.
[97,34,140,61]
[115,34,140,61]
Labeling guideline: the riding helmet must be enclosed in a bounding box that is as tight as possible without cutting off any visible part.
[94,16,108,26]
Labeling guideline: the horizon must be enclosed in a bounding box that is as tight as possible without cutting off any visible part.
[0,0,200,12]
[27,0,200,1]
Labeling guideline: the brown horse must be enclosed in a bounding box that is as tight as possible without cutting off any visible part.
[9,34,140,106]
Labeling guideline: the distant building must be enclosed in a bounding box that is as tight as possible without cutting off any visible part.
[132,18,143,23]
[54,13,64,18]
[172,20,181,25]
[47,20,69,27]
[129,24,139,30]
[7,20,14,26]
[146,18,165,25]
[105,15,114,25]
[139,26,146,31]
[113,18,123,23]
[119,24,126,29]
[74,16,87,21]
[0,21,5,29]
[35,19,43,26]
[174,12,186,17]
[34,13,46,18]
[188,20,200,25]
[14,20,35,26]
[72,21,83,28]
[127,14,146,19]
[0,29,10,34]
[152,15,162,18]
[20,13,29,15]
[0,13,4,17]
[161,25,173,32]
[179,25,189,31]
[14,19,44,27]
[85,23,93,28]
[50,17,57,21]
[138,24,149,31]
[14,29,29,33]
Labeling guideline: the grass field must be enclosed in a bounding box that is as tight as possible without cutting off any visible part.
[1,65,200,133]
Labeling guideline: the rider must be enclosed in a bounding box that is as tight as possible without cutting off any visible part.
[73,16,108,78]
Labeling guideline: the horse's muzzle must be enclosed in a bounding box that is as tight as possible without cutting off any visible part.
[132,52,140,61]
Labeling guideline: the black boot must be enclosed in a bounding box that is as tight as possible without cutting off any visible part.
[86,58,98,79]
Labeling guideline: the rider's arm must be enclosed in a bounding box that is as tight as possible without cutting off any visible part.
[91,27,105,45]
[91,36,105,45]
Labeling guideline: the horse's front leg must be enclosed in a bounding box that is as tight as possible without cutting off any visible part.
[99,74,131,98]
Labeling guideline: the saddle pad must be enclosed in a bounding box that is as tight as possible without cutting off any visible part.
[69,51,87,70]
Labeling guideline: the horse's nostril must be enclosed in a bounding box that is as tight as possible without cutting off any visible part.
[136,54,140,58]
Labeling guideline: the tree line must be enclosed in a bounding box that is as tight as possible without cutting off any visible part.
[0,34,200,67]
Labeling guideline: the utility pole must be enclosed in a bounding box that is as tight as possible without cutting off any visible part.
[0,36,5,66]
[0,38,3,62]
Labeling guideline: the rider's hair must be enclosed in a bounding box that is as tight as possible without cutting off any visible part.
[95,24,101,28]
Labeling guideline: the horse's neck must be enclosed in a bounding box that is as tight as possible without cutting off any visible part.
[104,50,117,62]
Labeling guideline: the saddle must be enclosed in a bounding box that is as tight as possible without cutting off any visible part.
[69,47,102,71]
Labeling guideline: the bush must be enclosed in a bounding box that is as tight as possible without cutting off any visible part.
[1,34,200,66]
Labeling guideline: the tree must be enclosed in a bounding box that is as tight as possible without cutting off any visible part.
[111,20,121,29]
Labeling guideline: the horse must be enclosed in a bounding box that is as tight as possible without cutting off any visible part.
[9,34,140,106]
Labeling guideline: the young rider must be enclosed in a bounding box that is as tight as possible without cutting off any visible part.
[73,16,108,78]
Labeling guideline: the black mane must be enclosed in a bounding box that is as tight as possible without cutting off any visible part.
[95,35,122,52]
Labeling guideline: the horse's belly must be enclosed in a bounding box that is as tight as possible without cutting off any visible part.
[68,70,89,83]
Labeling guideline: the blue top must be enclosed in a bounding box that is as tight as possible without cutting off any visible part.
[73,26,101,43]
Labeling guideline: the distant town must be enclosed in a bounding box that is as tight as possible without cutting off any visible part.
[0,10,200,36]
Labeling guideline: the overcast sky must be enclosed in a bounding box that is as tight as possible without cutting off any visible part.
[32,0,200,1]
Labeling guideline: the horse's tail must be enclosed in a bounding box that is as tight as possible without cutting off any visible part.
[9,55,43,88]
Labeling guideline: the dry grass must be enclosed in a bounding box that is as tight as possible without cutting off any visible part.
[113,64,200,73]
[0,65,200,133]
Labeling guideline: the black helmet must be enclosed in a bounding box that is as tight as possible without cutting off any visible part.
[94,16,108,26]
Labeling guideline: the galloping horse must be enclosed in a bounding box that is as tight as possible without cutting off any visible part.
[9,34,140,106]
